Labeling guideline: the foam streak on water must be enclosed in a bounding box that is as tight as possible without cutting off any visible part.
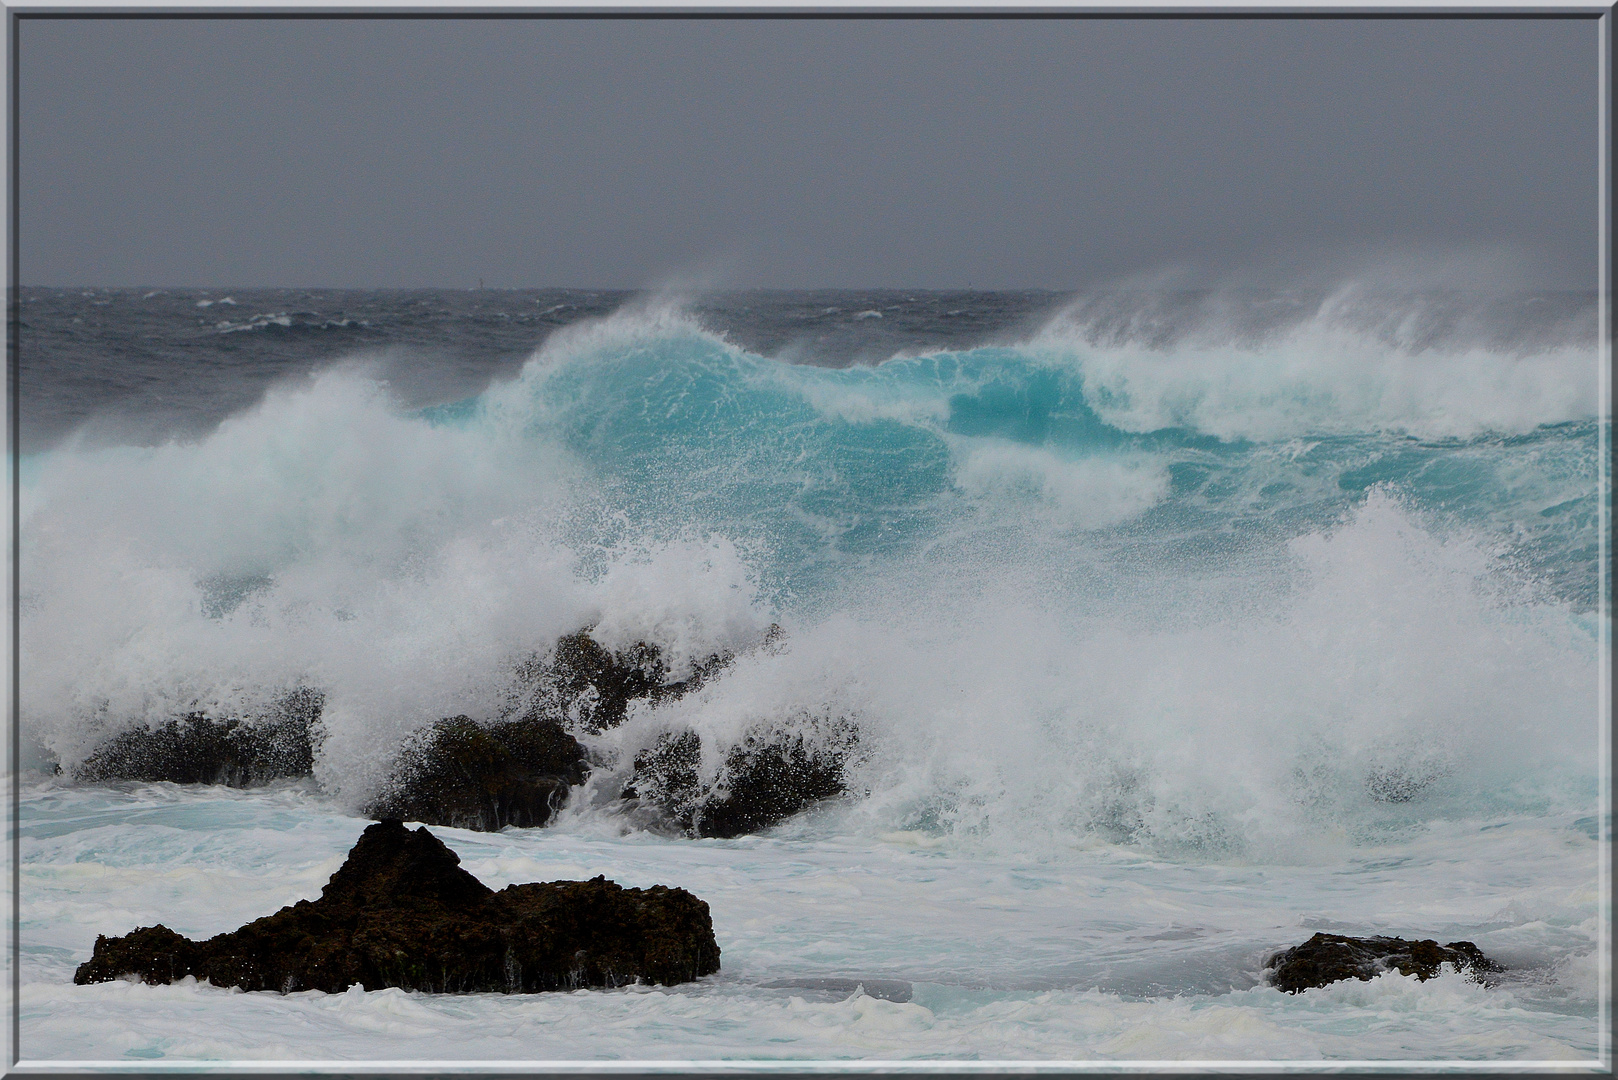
[18,781,1602,1062]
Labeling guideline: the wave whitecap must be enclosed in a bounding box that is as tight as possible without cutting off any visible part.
[20,300,1605,855]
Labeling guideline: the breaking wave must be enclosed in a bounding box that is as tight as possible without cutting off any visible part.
[20,296,1606,856]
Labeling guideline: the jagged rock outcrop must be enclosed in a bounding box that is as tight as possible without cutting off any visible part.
[73,689,322,786]
[74,819,720,993]
[624,714,858,839]
[1265,932,1501,993]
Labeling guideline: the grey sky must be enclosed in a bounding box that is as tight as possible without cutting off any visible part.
[18,17,1600,290]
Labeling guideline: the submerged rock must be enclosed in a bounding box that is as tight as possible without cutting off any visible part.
[1265,932,1501,993]
[625,714,858,839]
[74,689,321,786]
[74,819,720,993]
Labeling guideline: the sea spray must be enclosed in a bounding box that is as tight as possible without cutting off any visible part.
[20,292,1604,853]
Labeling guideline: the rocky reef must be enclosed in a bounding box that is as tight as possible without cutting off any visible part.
[74,819,720,993]
[1265,932,1501,993]
[73,689,322,786]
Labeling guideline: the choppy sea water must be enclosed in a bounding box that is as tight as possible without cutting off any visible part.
[15,285,1610,1065]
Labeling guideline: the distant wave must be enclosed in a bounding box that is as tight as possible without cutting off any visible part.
[214,312,372,334]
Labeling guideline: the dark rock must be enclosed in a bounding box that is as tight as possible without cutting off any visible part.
[76,924,201,986]
[74,689,321,786]
[1365,764,1446,803]
[364,715,589,831]
[1265,932,1502,993]
[366,627,764,832]
[509,629,741,735]
[625,713,858,838]
[74,819,720,994]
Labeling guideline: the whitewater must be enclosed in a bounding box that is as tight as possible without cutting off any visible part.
[14,285,1610,1066]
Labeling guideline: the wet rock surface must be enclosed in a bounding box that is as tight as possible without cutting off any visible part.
[74,625,855,838]
[365,629,736,832]
[1364,758,1450,803]
[364,715,589,831]
[511,630,737,735]
[74,819,720,994]
[1265,932,1501,993]
[73,689,321,786]
[625,715,858,839]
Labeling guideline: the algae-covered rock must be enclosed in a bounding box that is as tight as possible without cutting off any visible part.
[1265,932,1502,993]
[75,820,720,994]
[74,689,322,786]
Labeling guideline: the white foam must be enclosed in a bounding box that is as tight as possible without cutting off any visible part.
[586,536,769,680]
[18,300,1601,851]
[950,439,1170,529]
[609,489,1600,857]
[217,313,293,334]
[1035,285,1602,440]
[788,372,951,428]
[19,781,1602,1063]
[19,357,766,804]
